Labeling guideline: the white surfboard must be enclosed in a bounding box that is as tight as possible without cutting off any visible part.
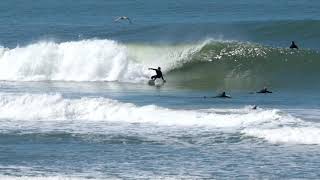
[148,79,165,86]
[148,79,155,86]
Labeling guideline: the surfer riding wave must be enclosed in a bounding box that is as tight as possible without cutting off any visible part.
[148,67,166,82]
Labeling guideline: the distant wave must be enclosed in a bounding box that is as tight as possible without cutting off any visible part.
[0,39,319,89]
[0,93,319,145]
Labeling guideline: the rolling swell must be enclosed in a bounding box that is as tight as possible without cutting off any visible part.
[119,20,320,47]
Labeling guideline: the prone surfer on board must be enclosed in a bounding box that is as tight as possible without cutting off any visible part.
[148,67,166,82]
[214,92,231,98]
[257,87,272,94]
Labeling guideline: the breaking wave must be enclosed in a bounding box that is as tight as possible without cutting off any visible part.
[0,39,319,89]
[0,93,319,145]
[0,39,204,82]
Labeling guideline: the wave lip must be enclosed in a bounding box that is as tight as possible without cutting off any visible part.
[0,93,319,145]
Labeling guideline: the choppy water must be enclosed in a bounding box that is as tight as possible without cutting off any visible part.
[0,0,320,179]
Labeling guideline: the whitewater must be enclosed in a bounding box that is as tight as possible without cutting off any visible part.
[0,92,319,145]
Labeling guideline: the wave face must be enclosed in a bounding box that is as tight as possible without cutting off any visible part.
[0,93,319,145]
[0,39,319,89]
[167,41,320,89]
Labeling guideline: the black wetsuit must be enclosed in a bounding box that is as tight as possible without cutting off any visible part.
[257,88,272,93]
[150,69,164,80]
[215,92,231,98]
[290,42,298,49]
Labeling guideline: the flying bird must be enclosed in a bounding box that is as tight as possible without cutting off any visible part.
[114,16,132,24]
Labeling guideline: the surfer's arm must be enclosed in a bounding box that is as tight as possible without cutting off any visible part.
[148,68,156,71]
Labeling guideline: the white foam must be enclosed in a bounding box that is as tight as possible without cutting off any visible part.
[0,93,283,128]
[243,127,320,145]
[0,39,206,82]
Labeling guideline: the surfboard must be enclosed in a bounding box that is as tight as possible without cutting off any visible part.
[148,79,155,86]
[148,79,165,86]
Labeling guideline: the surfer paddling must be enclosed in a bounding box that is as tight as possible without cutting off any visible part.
[214,92,231,98]
[203,91,231,98]
[148,67,166,82]
[257,87,272,94]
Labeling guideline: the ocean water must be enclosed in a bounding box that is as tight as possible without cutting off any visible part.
[0,0,320,179]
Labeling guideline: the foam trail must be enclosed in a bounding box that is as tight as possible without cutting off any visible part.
[0,93,319,145]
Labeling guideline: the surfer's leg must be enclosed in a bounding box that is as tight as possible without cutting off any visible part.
[151,75,156,80]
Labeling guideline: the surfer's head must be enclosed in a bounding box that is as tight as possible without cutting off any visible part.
[158,67,161,70]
